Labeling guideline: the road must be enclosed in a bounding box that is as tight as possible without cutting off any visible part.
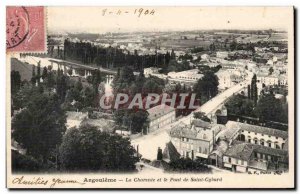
[131,78,251,161]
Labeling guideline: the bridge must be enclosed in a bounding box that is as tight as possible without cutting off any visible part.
[48,58,117,75]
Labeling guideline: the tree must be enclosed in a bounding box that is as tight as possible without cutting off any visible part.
[12,93,66,163]
[45,70,55,89]
[12,150,41,173]
[193,112,211,122]
[142,76,165,95]
[59,125,139,172]
[269,67,274,75]
[255,93,288,123]
[91,69,102,94]
[247,84,251,99]
[113,109,149,134]
[193,71,219,104]
[250,74,258,105]
[83,86,96,108]
[170,49,176,59]
[209,43,216,51]
[11,70,21,94]
[37,61,41,79]
[42,67,48,79]
[157,148,163,160]
[56,73,68,102]
[167,158,211,173]
[225,94,255,117]
[31,66,36,85]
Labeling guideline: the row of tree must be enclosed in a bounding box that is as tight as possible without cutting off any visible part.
[63,39,176,70]
[225,91,288,127]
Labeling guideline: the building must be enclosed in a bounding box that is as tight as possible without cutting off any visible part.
[215,70,243,90]
[257,73,280,86]
[167,69,203,85]
[144,67,160,77]
[219,121,289,172]
[230,121,288,150]
[146,104,176,133]
[223,142,253,172]
[169,119,221,162]
[66,111,88,129]
[143,67,167,79]
[216,51,229,59]
[223,141,288,173]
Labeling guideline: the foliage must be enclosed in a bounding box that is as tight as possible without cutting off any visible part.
[11,150,41,173]
[193,71,219,104]
[12,92,66,163]
[64,39,170,70]
[113,109,149,134]
[59,125,139,172]
[166,158,211,173]
[255,92,288,123]
[193,112,211,122]
[225,94,256,117]
[91,69,102,94]
[191,47,205,53]
[162,59,190,73]
[269,67,274,75]
[250,74,258,105]
[226,92,288,125]
[56,69,68,101]
[11,70,21,94]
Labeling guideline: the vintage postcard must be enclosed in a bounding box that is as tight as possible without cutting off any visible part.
[6,6,295,189]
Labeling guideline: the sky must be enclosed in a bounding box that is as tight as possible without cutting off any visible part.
[47,7,293,34]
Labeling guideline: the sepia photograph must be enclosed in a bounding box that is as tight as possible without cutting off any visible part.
[6,6,295,189]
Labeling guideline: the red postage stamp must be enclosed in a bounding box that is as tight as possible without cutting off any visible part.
[6,6,46,53]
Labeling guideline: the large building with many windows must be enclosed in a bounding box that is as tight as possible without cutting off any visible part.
[229,121,288,150]
[221,121,288,172]
[167,69,203,85]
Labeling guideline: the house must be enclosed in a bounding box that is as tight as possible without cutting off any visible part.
[144,67,160,77]
[169,119,221,163]
[215,70,243,90]
[143,67,167,79]
[223,141,288,172]
[146,104,176,133]
[223,142,253,172]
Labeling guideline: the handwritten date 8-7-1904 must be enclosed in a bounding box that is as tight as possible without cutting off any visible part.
[102,8,155,17]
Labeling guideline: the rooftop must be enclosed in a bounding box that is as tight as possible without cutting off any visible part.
[170,120,214,141]
[163,141,181,163]
[147,104,175,121]
[225,140,288,161]
[192,119,211,129]
[224,143,254,161]
[227,121,288,139]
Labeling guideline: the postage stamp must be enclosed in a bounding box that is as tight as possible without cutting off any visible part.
[6,6,46,53]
